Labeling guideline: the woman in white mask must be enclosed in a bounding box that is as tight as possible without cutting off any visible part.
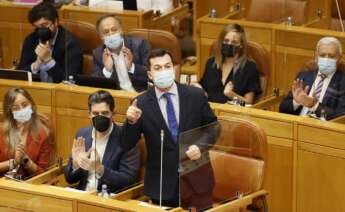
[0,88,52,178]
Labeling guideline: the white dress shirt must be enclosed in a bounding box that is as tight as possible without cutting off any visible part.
[154,82,180,126]
[293,71,336,115]
[102,43,135,92]
[85,123,113,191]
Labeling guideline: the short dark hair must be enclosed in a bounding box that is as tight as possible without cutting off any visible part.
[147,48,174,66]
[95,14,122,33]
[88,90,115,112]
[28,2,59,24]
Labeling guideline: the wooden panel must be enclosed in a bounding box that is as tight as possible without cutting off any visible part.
[298,125,345,150]
[77,203,119,212]
[297,145,345,212]
[275,47,313,91]
[264,141,293,212]
[0,85,53,107]
[0,188,72,212]
[0,3,32,22]
[55,112,90,159]
[275,27,345,50]
[218,111,294,139]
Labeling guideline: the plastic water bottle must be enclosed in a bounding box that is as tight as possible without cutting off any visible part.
[99,184,109,198]
[210,9,217,18]
[68,75,76,85]
[320,109,327,121]
[232,96,239,105]
[287,16,293,25]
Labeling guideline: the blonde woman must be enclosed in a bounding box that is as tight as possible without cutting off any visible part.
[199,24,261,104]
[0,88,52,177]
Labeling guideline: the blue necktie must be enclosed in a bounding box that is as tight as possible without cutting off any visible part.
[162,93,179,143]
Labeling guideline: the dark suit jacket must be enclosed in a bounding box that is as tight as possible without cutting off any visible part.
[64,124,140,192]
[122,83,217,201]
[92,35,150,92]
[17,26,83,83]
[279,69,345,120]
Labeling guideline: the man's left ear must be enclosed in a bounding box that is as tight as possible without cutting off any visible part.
[147,70,153,81]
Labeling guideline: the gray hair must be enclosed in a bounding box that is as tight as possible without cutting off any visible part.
[316,37,343,56]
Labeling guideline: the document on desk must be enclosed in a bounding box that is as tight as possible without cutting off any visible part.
[89,0,123,10]
[137,0,173,13]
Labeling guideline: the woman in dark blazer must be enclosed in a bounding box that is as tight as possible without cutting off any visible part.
[199,24,262,104]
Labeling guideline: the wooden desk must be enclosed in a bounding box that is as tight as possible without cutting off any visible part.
[0,80,345,212]
[0,178,180,212]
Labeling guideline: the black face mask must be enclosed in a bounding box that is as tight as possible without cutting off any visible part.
[221,43,237,58]
[92,115,111,133]
[35,27,53,44]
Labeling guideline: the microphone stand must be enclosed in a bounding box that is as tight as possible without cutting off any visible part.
[159,130,164,208]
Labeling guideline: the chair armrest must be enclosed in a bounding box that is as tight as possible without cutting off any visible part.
[113,183,145,201]
[253,89,287,110]
[207,190,269,212]
[25,162,67,185]
[330,114,345,124]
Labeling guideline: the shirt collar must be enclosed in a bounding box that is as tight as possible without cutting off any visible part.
[155,82,178,100]
[91,122,113,141]
[316,70,336,80]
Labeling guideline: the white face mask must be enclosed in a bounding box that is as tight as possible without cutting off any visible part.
[104,33,123,50]
[13,106,33,123]
[317,57,337,76]
[153,68,175,89]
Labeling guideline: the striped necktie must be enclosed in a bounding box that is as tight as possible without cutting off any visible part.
[313,74,327,100]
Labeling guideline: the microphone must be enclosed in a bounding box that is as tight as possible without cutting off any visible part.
[159,129,164,208]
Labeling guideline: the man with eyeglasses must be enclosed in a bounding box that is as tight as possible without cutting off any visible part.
[17,2,83,83]
[64,90,140,192]
[92,14,150,92]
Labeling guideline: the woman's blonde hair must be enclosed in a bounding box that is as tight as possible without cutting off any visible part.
[2,88,49,146]
[213,23,248,68]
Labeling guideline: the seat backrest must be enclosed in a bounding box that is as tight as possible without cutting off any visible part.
[245,0,307,25]
[126,28,182,81]
[59,19,102,75]
[330,0,345,31]
[210,117,267,201]
[247,41,270,98]
[210,40,270,99]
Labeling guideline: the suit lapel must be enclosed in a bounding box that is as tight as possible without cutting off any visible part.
[305,71,318,94]
[177,83,188,133]
[323,71,341,104]
[85,127,93,151]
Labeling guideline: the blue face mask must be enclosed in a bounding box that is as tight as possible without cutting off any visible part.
[153,68,175,89]
[104,33,123,50]
[318,57,337,76]
[13,106,33,123]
